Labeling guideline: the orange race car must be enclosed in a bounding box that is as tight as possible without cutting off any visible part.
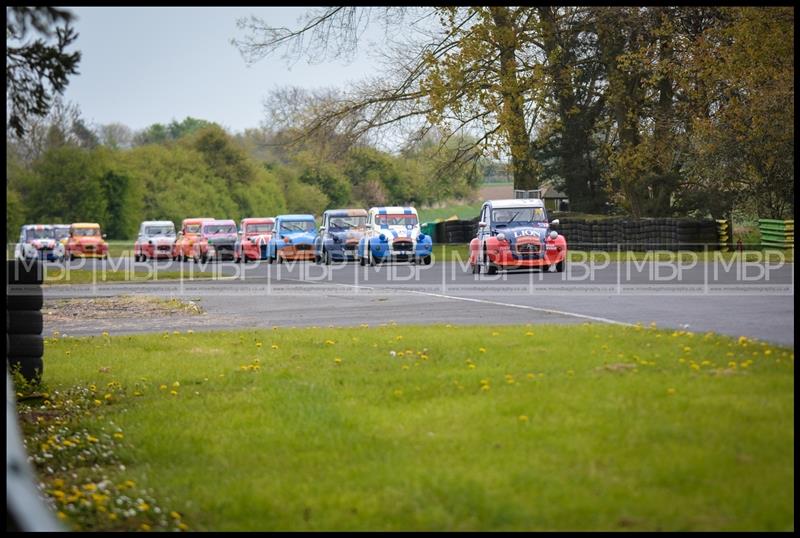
[65,223,108,260]
[469,198,567,274]
[172,217,214,261]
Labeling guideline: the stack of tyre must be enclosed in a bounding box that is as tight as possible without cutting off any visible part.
[435,219,478,244]
[7,260,44,383]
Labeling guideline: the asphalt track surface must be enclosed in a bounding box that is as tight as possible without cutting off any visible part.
[39,255,795,347]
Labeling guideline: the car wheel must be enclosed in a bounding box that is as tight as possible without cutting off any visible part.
[556,260,565,273]
[483,250,497,275]
[422,255,432,266]
[324,249,332,266]
[471,262,480,274]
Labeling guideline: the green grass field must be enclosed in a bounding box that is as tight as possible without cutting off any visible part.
[16,324,794,531]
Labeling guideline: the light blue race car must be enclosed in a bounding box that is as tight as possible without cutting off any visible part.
[267,214,318,264]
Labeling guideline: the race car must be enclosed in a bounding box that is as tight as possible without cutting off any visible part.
[234,217,275,263]
[53,224,70,249]
[192,219,238,262]
[314,208,368,264]
[134,220,176,261]
[266,214,318,263]
[65,223,108,260]
[172,217,214,261]
[468,198,567,274]
[14,224,64,262]
[357,206,432,266]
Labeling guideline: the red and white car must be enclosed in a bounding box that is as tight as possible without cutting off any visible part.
[234,217,275,263]
[134,220,176,261]
[469,198,567,274]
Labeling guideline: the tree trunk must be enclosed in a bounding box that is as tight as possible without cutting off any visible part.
[489,7,538,191]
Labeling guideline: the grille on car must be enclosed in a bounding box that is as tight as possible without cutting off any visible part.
[296,244,312,251]
[516,242,539,255]
[393,240,413,252]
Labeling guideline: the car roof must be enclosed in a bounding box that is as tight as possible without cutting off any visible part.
[22,224,54,229]
[277,214,316,221]
[141,220,175,227]
[325,209,368,217]
[486,199,545,209]
[203,219,236,226]
[71,222,101,228]
[182,217,214,224]
[241,217,274,223]
[369,206,418,215]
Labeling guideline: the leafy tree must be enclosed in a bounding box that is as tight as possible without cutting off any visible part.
[27,146,109,225]
[6,7,81,137]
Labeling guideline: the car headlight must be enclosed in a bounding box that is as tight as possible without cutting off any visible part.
[497,233,506,241]
[418,233,426,241]
[379,234,387,242]
[549,231,558,240]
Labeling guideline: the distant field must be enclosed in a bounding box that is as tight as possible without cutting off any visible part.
[18,324,795,531]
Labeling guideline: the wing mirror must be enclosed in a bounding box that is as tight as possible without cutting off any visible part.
[550,219,560,226]
[102,233,107,239]
[478,221,487,228]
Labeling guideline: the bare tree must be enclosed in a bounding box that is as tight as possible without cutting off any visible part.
[233,7,547,189]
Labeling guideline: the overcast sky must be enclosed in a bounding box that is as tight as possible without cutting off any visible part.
[60,6,385,134]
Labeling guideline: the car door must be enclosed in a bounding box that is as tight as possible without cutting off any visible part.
[478,204,490,264]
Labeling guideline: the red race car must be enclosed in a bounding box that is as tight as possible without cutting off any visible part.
[469,198,567,274]
[234,217,275,263]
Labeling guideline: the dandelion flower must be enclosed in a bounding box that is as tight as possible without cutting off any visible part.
[271,344,279,350]
[140,523,151,531]
[525,332,534,336]
[159,385,167,390]
[173,381,180,388]
[334,358,342,365]
[170,390,178,396]
[518,415,529,422]
[113,432,124,440]
[667,388,676,395]
[256,342,262,348]
[479,347,486,353]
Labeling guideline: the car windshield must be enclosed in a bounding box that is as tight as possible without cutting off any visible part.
[492,207,547,227]
[328,216,366,231]
[375,214,418,227]
[25,228,54,240]
[73,228,100,237]
[184,224,203,233]
[145,226,175,236]
[246,223,274,234]
[54,228,70,240]
[203,224,236,234]
[281,220,315,233]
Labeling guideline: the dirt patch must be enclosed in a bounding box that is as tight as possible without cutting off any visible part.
[43,295,204,322]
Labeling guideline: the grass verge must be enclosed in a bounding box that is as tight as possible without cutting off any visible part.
[16,324,794,531]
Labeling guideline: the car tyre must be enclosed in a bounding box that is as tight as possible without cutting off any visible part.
[7,310,43,335]
[324,249,332,266]
[8,334,44,358]
[7,356,43,384]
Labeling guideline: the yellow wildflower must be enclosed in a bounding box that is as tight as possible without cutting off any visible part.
[518,415,529,422]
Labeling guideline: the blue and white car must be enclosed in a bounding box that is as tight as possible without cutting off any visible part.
[267,214,318,263]
[314,208,368,265]
[15,224,64,262]
[357,206,433,266]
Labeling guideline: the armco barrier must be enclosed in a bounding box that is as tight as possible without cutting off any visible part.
[759,219,794,249]
[6,260,45,383]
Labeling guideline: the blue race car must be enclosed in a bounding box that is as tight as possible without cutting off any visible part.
[267,214,318,264]
[358,206,433,265]
[314,208,368,265]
